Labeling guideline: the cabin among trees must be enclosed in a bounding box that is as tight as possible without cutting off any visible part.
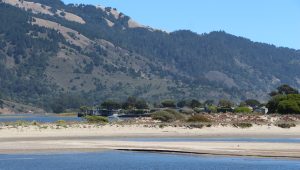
[77,85,300,119]
[78,97,150,117]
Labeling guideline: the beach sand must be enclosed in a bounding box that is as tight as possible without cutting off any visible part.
[0,124,300,158]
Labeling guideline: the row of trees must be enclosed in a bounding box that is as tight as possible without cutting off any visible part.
[86,85,300,115]
[98,96,149,110]
[267,84,300,114]
[159,98,261,109]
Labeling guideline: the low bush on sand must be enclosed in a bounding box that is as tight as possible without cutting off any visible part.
[187,123,204,129]
[233,122,253,128]
[234,107,252,113]
[85,116,109,124]
[187,115,212,123]
[276,123,296,129]
[151,109,184,122]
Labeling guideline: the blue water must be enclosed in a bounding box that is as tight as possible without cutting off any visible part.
[0,151,299,170]
[120,137,300,143]
[0,114,83,123]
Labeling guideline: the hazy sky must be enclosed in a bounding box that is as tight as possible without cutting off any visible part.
[62,0,300,49]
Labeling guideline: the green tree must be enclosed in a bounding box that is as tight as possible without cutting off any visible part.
[204,100,214,106]
[122,96,148,109]
[218,99,234,108]
[161,100,176,108]
[0,100,3,108]
[269,84,299,96]
[244,99,260,107]
[135,99,149,109]
[189,99,202,108]
[122,96,137,109]
[177,100,187,108]
[101,100,121,110]
[266,95,286,113]
[277,100,300,114]
[277,84,299,95]
[80,106,90,114]
[266,93,300,114]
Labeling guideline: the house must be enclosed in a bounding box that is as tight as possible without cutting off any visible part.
[253,106,268,114]
[217,107,234,113]
[78,108,121,117]
[119,109,151,118]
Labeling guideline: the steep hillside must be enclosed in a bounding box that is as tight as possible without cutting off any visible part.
[0,0,299,111]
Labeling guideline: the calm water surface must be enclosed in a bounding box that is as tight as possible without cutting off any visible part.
[0,114,83,123]
[0,151,299,170]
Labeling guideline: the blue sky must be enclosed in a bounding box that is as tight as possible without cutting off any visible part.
[62,0,300,49]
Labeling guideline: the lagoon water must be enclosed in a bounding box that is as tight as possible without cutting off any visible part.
[0,114,83,123]
[0,151,299,170]
[0,114,122,123]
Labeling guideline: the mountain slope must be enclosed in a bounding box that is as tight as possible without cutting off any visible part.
[0,0,299,111]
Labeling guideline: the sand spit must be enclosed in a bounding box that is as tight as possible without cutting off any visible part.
[0,124,299,158]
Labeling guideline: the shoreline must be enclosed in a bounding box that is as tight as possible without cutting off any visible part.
[1,148,300,161]
[0,140,299,160]
[117,149,300,160]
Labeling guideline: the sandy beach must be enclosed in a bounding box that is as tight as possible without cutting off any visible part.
[0,124,300,158]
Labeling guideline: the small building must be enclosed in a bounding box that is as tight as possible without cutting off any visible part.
[217,107,234,113]
[253,106,268,114]
[78,108,120,117]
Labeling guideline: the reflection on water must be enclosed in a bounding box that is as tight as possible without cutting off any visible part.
[0,151,299,170]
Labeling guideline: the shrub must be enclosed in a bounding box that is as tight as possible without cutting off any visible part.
[14,121,30,127]
[56,120,67,127]
[234,107,252,113]
[60,11,66,16]
[233,122,253,128]
[159,124,166,128]
[151,109,184,122]
[56,120,66,124]
[85,116,108,124]
[206,124,212,127]
[31,121,39,126]
[276,123,296,129]
[180,107,194,114]
[188,123,204,129]
[161,100,176,108]
[187,115,212,123]
[193,107,204,113]
[207,105,217,113]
